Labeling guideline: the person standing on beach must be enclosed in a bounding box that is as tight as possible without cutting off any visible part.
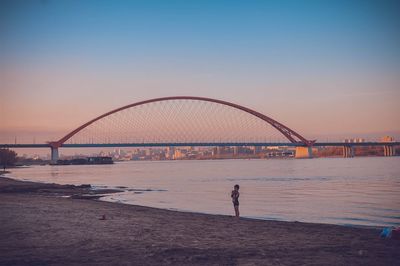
[231,184,240,218]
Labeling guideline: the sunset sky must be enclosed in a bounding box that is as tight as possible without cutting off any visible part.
[1,0,400,145]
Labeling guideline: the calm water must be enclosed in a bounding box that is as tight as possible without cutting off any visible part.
[7,157,400,227]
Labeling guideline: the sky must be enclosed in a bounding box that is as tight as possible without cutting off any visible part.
[1,0,400,146]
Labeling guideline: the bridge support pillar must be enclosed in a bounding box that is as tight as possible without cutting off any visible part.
[342,146,354,158]
[383,145,395,156]
[295,146,313,159]
[51,147,59,164]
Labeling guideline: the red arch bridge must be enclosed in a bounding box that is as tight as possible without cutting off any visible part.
[1,96,398,162]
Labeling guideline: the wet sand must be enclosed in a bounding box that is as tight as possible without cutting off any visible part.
[0,176,399,265]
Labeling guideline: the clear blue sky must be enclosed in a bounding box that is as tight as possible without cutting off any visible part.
[1,0,400,143]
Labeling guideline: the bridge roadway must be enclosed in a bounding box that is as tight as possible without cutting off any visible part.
[1,142,399,148]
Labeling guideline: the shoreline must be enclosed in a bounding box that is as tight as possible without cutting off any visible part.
[2,173,396,229]
[2,174,382,230]
[1,176,399,265]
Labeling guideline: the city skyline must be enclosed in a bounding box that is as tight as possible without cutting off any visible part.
[1,0,400,145]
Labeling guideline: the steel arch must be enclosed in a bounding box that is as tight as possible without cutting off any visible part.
[49,96,314,148]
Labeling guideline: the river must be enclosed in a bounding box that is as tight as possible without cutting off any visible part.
[7,157,400,227]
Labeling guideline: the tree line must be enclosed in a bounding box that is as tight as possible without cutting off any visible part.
[0,148,17,171]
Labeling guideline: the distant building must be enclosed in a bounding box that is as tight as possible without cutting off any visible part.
[344,138,365,143]
[166,147,175,159]
[381,136,394,142]
[173,149,185,159]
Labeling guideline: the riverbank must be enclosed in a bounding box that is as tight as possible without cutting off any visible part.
[0,176,399,265]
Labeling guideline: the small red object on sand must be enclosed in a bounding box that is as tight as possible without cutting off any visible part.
[99,214,106,220]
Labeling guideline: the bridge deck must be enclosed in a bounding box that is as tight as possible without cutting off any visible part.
[1,142,399,148]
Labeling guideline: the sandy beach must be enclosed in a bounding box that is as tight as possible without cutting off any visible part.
[0,176,399,266]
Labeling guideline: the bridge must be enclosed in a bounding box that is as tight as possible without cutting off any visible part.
[1,96,398,162]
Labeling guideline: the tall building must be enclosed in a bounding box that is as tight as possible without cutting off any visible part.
[166,147,175,159]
